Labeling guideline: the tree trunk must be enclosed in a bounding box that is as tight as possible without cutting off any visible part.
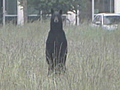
[23,0,27,24]
[75,9,77,26]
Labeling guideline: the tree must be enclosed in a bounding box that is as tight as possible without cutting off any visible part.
[18,0,91,23]
[19,0,89,14]
[27,0,88,13]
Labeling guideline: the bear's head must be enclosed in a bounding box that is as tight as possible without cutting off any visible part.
[51,9,62,24]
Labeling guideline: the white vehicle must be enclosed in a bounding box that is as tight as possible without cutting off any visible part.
[91,13,120,30]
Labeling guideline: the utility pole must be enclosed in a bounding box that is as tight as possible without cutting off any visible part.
[92,0,94,21]
[3,0,5,25]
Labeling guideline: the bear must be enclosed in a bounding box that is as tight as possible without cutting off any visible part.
[46,9,67,75]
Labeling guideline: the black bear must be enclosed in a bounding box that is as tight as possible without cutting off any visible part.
[46,9,67,75]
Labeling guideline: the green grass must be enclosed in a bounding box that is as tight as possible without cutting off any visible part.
[0,21,120,90]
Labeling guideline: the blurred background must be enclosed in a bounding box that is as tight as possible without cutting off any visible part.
[0,0,119,25]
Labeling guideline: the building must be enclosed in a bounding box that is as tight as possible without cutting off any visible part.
[0,0,17,24]
[0,0,39,25]
[114,0,120,13]
[0,0,3,23]
[94,0,120,14]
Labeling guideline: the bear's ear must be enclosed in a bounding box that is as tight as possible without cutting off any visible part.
[51,9,54,15]
[59,10,62,15]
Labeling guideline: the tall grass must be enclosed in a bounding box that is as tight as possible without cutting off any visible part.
[0,21,120,90]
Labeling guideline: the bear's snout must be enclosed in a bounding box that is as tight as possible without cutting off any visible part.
[54,16,59,23]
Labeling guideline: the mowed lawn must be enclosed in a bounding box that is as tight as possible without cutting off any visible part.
[0,22,120,90]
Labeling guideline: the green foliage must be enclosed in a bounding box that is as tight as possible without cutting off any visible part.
[19,0,90,13]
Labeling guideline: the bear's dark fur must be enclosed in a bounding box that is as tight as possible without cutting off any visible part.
[46,9,67,75]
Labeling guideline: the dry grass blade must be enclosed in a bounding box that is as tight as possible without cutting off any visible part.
[0,21,120,90]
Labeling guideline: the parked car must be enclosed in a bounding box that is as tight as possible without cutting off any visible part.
[91,13,120,30]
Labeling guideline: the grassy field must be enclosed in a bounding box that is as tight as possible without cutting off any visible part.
[0,21,120,90]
